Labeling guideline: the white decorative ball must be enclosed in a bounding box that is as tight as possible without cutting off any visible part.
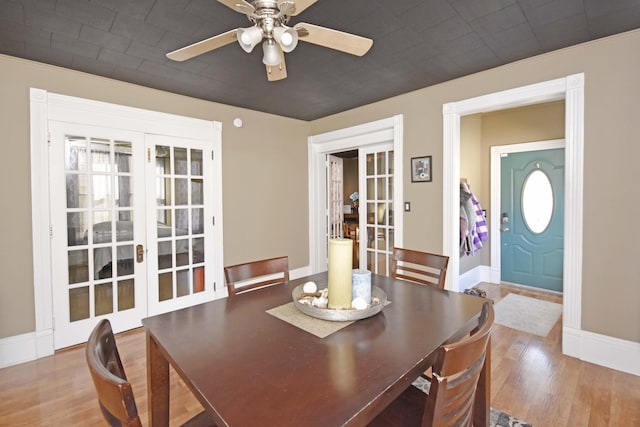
[351,297,368,310]
[302,281,317,293]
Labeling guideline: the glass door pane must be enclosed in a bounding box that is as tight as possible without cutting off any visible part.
[360,145,394,275]
[327,155,344,239]
[146,136,215,315]
[50,122,146,349]
[65,137,138,319]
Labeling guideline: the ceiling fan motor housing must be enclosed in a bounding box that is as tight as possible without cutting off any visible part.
[250,1,292,36]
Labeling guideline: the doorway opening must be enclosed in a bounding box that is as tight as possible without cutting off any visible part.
[330,150,359,268]
[443,74,585,358]
[308,115,404,274]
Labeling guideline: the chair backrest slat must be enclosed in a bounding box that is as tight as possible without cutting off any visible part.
[224,256,289,296]
[390,247,449,289]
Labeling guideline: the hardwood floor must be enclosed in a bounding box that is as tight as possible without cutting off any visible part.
[0,283,638,426]
[477,282,640,426]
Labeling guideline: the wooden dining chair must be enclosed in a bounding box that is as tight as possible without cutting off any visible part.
[390,247,449,289]
[368,301,494,427]
[224,256,289,297]
[85,319,214,427]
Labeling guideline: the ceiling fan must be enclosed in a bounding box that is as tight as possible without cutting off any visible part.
[166,0,373,81]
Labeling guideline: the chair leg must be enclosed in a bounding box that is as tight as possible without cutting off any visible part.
[473,337,491,427]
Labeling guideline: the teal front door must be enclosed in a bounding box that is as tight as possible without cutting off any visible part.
[501,148,564,292]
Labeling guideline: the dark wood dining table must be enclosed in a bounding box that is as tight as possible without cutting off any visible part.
[142,272,490,427]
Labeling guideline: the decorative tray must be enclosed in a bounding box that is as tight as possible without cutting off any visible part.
[292,284,387,322]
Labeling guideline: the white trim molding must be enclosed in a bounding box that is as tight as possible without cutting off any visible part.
[30,88,55,346]
[458,265,492,291]
[443,74,585,360]
[563,327,640,376]
[0,330,54,369]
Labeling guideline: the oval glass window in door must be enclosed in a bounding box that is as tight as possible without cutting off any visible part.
[522,169,554,233]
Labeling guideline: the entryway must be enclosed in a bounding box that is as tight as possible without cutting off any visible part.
[494,140,565,292]
[443,73,585,359]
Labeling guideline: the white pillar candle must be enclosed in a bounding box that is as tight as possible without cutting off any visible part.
[351,269,372,304]
[328,238,353,309]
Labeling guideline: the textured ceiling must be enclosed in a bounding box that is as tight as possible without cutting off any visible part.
[1,0,639,120]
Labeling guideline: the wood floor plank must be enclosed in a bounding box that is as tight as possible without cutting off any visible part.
[0,282,638,426]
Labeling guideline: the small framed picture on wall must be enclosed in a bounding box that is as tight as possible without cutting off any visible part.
[411,156,432,182]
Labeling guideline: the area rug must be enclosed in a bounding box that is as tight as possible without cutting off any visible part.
[412,376,533,427]
[493,293,562,337]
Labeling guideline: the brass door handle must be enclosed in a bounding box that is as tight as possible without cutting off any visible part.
[136,244,144,263]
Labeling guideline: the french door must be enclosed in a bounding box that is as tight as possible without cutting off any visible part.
[145,135,216,316]
[359,143,395,275]
[49,122,218,348]
[327,155,344,239]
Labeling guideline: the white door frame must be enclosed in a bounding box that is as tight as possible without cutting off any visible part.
[29,88,224,356]
[443,74,584,358]
[490,139,566,284]
[308,115,404,273]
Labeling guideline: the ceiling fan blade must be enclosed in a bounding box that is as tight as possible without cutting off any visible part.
[274,1,295,18]
[217,0,255,14]
[294,23,373,56]
[266,52,288,81]
[280,0,318,16]
[166,29,238,62]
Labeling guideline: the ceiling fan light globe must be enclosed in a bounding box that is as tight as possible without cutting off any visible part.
[273,27,298,53]
[262,41,282,66]
[237,26,263,53]
[240,32,252,45]
[281,32,295,47]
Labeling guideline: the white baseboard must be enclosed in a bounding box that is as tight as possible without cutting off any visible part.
[562,326,581,358]
[563,327,640,376]
[490,266,501,284]
[458,265,492,292]
[0,329,54,369]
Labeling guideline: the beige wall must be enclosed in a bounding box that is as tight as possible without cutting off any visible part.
[343,157,359,207]
[0,54,310,338]
[310,30,640,343]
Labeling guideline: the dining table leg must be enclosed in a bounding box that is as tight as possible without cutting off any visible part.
[147,331,170,427]
[473,336,491,427]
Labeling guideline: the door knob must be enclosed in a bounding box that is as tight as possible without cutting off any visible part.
[500,227,510,232]
[136,244,144,263]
